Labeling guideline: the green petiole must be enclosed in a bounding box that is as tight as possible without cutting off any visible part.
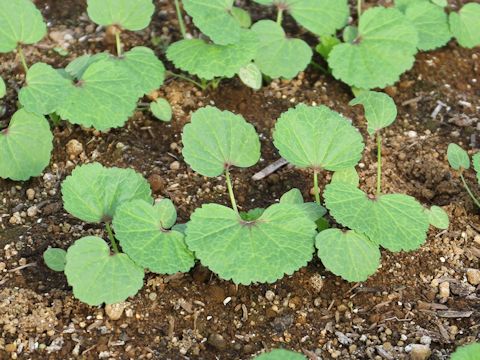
[376,132,382,196]
[105,222,119,253]
[460,173,480,208]
[174,0,187,39]
[313,169,320,204]
[225,167,239,214]
[17,45,29,73]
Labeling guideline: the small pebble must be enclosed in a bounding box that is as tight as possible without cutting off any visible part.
[408,344,431,360]
[439,281,450,299]
[27,206,38,218]
[105,302,127,321]
[26,188,35,201]
[265,290,275,302]
[407,130,417,138]
[466,269,480,285]
[170,161,180,170]
[66,139,83,159]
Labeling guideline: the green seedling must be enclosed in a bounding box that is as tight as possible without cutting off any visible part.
[450,342,480,360]
[0,109,53,181]
[0,0,46,72]
[150,98,173,122]
[182,106,320,284]
[238,63,263,91]
[254,349,306,359]
[447,144,480,208]
[45,163,194,305]
[449,3,480,49]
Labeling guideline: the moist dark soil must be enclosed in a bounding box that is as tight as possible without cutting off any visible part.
[1,1,480,359]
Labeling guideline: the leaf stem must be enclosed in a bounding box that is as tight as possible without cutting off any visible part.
[105,222,120,253]
[460,173,480,208]
[115,31,122,57]
[225,168,239,214]
[166,71,205,89]
[376,132,382,196]
[17,45,29,73]
[174,0,187,39]
[313,169,320,204]
[357,0,362,18]
[276,8,284,25]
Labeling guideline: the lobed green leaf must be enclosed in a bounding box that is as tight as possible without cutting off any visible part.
[449,3,480,49]
[43,248,67,272]
[87,0,154,31]
[350,91,397,136]
[447,143,470,171]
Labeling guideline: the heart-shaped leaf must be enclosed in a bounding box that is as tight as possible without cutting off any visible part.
[113,199,195,274]
[0,110,53,181]
[273,104,364,171]
[43,248,67,272]
[254,349,307,360]
[451,343,480,360]
[425,206,449,230]
[316,229,381,282]
[324,182,430,252]
[87,0,155,31]
[186,203,317,284]
[331,167,360,187]
[182,0,242,45]
[279,188,327,221]
[65,236,144,305]
[0,76,5,98]
[166,30,258,80]
[182,106,261,177]
[473,153,480,184]
[450,3,480,49]
[150,98,172,122]
[401,2,451,51]
[350,91,397,136]
[239,63,262,90]
[0,0,46,53]
[251,20,312,79]
[62,163,152,223]
[447,143,470,170]
[253,0,348,37]
[65,53,110,80]
[328,7,418,89]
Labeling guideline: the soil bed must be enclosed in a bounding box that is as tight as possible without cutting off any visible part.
[0,1,479,359]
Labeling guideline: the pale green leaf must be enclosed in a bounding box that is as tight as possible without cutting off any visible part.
[183,0,241,45]
[343,25,358,43]
[240,208,265,221]
[166,30,258,80]
[316,35,341,60]
[182,106,260,177]
[0,76,5,98]
[279,188,304,204]
[316,229,381,282]
[0,0,46,53]
[447,143,470,170]
[473,153,480,184]
[331,167,360,187]
[62,163,152,223]
[0,110,52,181]
[450,3,480,49]
[65,53,110,80]
[231,7,252,29]
[425,206,449,230]
[328,7,418,89]
[19,63,72,115]
[150,98,172,122]
[395,0,428,12]
[251,20,312,79]
[239,63,262,90]
[254,349,307,360]
[64,236,144,305]
[324,182,430,252]
[185,203,317,284]
[404,2,451,50]
[349,91,397,135]
[273,104,364,171]
[431,0,447,7]
[113,199,195,274]
[87,0,154,31]
[43,248,67,272]
[279,188,327,221]
[451,343,480,360]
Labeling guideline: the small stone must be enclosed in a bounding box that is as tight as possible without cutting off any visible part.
[66,139,83,159]
[0,262,6,271]
[26,188,35,201]
[170,161,180,171]
[208,333,227,351]
[9,212,22,225]
[105,302,126,321]
[148,293,157,301]
[5,343,16,352]
[148,174,165,193]
[27,206,38,217]
[309,273,324,293]
[407,130,417,138]
[409,344,431,360]
[466,269,480,285]
[420,335,431,345]
[265,290,275,302]
[439,281,450,299]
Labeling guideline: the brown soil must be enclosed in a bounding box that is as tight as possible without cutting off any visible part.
[1,1,480,359]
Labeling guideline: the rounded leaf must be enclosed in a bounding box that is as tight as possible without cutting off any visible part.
[251,20,312,79]
[447,143,470,170]
[273,104,364,171]
[0,0,46,53]
[182,106,261,177]
[473,153,480,184]
[0,110,53,181]
[254,349,307,360]
[316,229,381,282]
[185,203,317,284]
[43,248,67,272]
[451,343,480,360]
[450,3,480,49]
[150,98,172,122]
[65,236,144,305]
[62,163,152,223]
[239,63,262,90]
[231,7,252,29]
[87,0,154,31]
[425,206,449,230]
[328,7,418,89]
[183,0,242,45]
[0,76,5,98]
[113,199,195,274]
[166,30,258,80]
[349,91,397,135]
[279,188,327,221]
[324,182,430,252]
[331,167,360,187]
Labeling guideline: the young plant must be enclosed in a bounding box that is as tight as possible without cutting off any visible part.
[44,163,194,305]
[254,349,306,359]
[450,342,480,360]
[181,106,320,284]
[449,3,480,49]
[447,143,480,208]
